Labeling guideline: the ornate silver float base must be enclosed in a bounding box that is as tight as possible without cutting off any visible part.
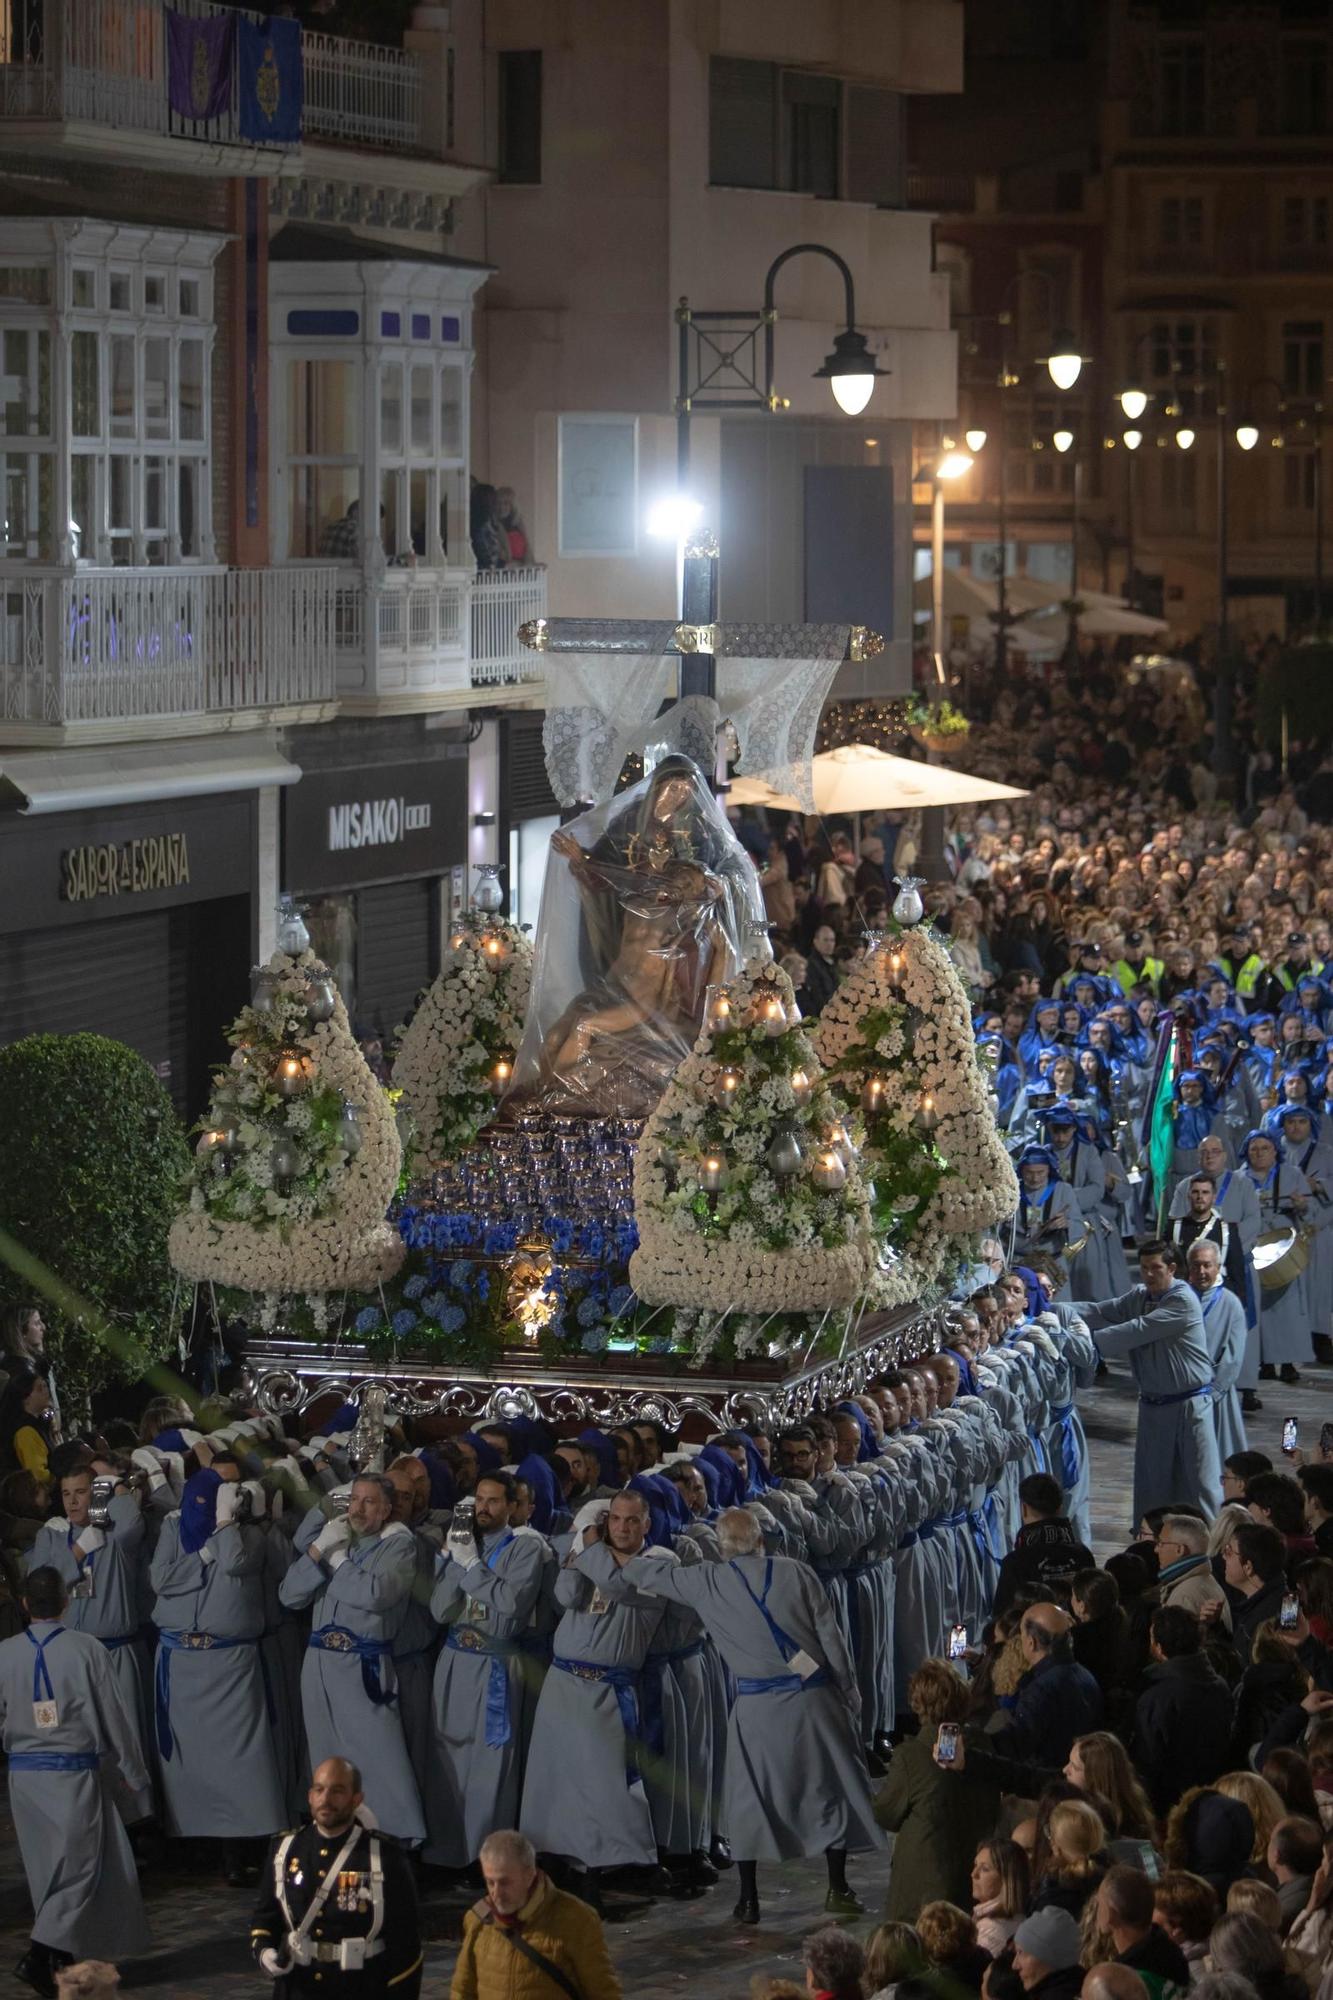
[242,1302,945,1433]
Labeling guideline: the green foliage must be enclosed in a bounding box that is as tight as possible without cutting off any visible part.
[0,1034,190,1407]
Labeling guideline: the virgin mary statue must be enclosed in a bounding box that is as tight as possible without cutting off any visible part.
[508,756,764,1119]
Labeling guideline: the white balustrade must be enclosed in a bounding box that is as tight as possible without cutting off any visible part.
[470,566,548,686]
[0,0,423,154]
[0,567,335,728]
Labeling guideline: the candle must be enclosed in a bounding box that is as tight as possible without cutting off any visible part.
[697,1152,726,1193]
[861,1076,886,1114]
[760,995,787,1038]
[713,1066,741,1108]
[450,931,467,950]
[811,1148,848,1192]
[707,993,732,1028]
[789,1067,813,1107]
[272,1048,313,1098]
[197,1127,228,1156]
[481,934,505,961]
[917,1092,939,1131]
[490,1053,515,1097]
[825,1119,854,1164]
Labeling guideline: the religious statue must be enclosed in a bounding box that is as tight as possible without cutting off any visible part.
[508,756,763,1118]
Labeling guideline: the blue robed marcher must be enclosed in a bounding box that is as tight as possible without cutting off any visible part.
[1075,1269,1222,1523]
[150,1470,285,1840]
[279,1496,426,1844]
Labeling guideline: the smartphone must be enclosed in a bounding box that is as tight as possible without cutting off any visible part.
[949,1623,968,1660]
[936,1722,961,1764]
[1280,1591,1301,1631]
[1283,1417,1299,1455]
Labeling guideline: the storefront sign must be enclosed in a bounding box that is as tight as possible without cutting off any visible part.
[0,793,253,935]
[62,832,190,903]
[285,751,466,893]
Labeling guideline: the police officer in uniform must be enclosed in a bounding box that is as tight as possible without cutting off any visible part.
[252,1757,423,1997]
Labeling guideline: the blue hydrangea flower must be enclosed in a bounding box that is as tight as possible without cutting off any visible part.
[576,1295,605,1329]
[439,1305,467,1335]
[548,1218,575,1254]
[354,1306,380,1334]
[449,1260,473,1290]
[403,1274,428,1300]
[607,1285,635,1317]
[475,1271,490,1301]
[391,1308,417,1337]
[581,1325,610,1353]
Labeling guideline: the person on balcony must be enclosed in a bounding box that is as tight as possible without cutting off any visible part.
[496,487,530,564]
[470,482,510,570]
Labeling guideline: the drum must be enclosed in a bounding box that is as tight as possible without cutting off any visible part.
[1252,1224,1311,1292]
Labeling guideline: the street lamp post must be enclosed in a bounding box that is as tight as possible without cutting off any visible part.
[672,241,889,701]
[1053,427,1081,662]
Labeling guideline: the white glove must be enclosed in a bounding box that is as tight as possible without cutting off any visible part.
[73,1526,106,1559]
[447,1525,477,1565]
[243,1479,268,1519]
[214,1481,240,1527]
[781,1477,817,1501]
[130,1447,168,1490]
[258,1945,289,1978]
[1037,1311,1061,1329]
[312,1515,352,1559]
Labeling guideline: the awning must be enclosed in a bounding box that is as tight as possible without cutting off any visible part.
[0,734,300,815]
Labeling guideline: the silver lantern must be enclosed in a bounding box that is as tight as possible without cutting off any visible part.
[304,972,337,1023]
[473,863,504,914]
[276,899,311,956]
[766,1120,806,1180]
[251,966,279,1011]
[270,1133,302,1184]
[891,875,925,926]
[337,1101,363,1157]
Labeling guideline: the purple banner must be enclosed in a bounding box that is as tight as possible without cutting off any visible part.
[166,9,234,123]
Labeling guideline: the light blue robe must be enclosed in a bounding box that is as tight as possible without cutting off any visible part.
[1043,1309,1099,1547]
[1198,1279,1249,1462]
[1078,1279,1223,1522]
[0,1619,152,1958]
[1246,1161,1313,1366]
[27,1493,150,1766]
[278,1511,425,1844]
[424,1520,546,1868]
[150,1512,286,1838]
[1171,1166,1263,1384]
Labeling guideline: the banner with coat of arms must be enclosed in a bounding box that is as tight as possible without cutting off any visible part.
[165,9,235,122]
[237,13,303,145]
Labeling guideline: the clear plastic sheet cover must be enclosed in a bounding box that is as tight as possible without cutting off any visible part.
[508,756,765,1119]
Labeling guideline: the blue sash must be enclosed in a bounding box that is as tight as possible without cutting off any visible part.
[25,1626,63,1706]
[735,1668,830,1695]
[1026,1428,1050,1474]
[1048,1402,1081,1490]
[444,1626,513,1749]
[8,1750,100,1772]
[551,1655,642,1786]
[1140,1383,1213,1408]
[154,1630,253,1760]
[307,1625,396,1711]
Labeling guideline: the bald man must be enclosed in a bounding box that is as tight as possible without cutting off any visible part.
[252,1756,423,1995]
[1081,1968,1152,2000]
[989,1603,1103,1765]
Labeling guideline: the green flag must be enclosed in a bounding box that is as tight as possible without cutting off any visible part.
[1146,1023,1177,1230]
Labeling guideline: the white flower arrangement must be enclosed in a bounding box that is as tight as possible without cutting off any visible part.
[169,948,404,1296]
[392,911,532,1172]
[630,956,875,1341]
[814,924,1017,1299]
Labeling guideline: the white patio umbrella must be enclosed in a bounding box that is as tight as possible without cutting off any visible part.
[728,743,1029,814]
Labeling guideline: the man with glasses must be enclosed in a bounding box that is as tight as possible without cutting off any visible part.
[1153,1514,1231,1631]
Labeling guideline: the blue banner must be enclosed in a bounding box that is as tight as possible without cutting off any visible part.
[237,14,302,145]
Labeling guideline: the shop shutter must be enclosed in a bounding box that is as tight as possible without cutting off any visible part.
[355,879,435,1042]
[503,714,561,820]
[0,910,172,1081]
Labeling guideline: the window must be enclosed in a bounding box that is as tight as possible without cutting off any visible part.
[497,50,542,184]
[558,414,638,557]
[783,69,839,199]
[287,358,362,560]
[1283,193,1330,246]
[376,354,466,564]
[1282,36,1329,133]
[1018,253,1075,362]
[1159,37,1206,134]
[709,58,903,203]
[0,327,51,559]
[1157,195,1205,248]
[1283,319,1324,398]
[1285,448,1318,511]
[1146,316,1218,385]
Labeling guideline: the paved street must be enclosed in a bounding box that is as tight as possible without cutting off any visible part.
[0,1362,1326,1997]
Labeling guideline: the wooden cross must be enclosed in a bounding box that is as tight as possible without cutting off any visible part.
[518,531,883,704]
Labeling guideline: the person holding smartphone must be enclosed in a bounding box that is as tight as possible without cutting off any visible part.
[874,1659,1004,1922]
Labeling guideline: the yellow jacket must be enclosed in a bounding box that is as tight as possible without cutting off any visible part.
[451,1874,622,2000]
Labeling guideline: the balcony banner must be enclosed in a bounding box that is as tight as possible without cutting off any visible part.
[237,14,303,144]
[165,9,234,121]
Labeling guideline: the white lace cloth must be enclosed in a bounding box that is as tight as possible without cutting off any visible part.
[541,625,850,810]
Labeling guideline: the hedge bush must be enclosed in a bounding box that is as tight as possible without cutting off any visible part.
[0,1033,190,1411]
